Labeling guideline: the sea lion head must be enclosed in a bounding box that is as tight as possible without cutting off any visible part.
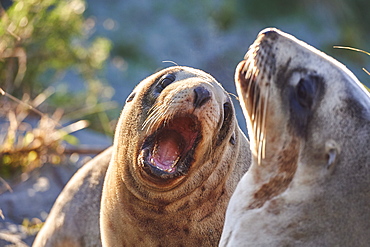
[112,65,241,204]
[221,28,370,245]
[235,28,370,195]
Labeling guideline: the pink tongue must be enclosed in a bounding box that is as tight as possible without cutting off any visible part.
[152,134,181,172]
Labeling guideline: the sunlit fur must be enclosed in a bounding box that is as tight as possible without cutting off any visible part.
[220,28,370,246]
[100,66,251,246]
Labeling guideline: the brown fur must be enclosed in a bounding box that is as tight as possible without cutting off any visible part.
[249,137,299,209]
[33,148,112,247]
[100,66,251,246]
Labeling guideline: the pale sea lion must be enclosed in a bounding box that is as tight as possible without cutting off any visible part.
[100,66,250,246]
[32,147,112,247]
[220,28,370,246]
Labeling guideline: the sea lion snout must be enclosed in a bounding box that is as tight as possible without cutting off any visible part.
[193,86,211,108]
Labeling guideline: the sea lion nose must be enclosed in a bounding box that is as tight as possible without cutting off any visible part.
[193,86,211,108]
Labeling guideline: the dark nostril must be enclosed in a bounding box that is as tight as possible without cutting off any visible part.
[193,86,211,108]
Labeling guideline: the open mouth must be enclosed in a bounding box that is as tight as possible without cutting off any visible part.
[139,116,201,179]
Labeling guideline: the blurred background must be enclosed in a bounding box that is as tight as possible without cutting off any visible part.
[0,0,369,245]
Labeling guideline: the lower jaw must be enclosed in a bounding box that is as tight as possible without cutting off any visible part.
[138,164,187,189]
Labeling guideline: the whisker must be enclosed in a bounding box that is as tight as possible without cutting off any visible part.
[262,138,266,161]
[142,104,166,132]
[261,85,270,160]
[154,107,168,129]
[251,69,260,121]
[246,66,256,100]
[257,86,265,165]
[142,107,156,130]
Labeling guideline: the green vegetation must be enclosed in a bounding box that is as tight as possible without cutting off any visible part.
[0,0,113,177]
[0,0,115,133]
[0,0,111,96]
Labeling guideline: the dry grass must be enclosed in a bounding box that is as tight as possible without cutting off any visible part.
[21,217,44,235]
[0,88,89,180]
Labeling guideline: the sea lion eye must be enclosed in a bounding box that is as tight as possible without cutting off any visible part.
[156,73,176,92]
[289,73,322,136]
[295,75,318,109]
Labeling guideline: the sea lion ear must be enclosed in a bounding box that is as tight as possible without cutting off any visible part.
[126,92,136,103]
[325,139,341,170]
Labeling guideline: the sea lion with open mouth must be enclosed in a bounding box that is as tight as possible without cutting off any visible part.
[100,66,250,246]
[33,66,250,247]
[220,28,370,246]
